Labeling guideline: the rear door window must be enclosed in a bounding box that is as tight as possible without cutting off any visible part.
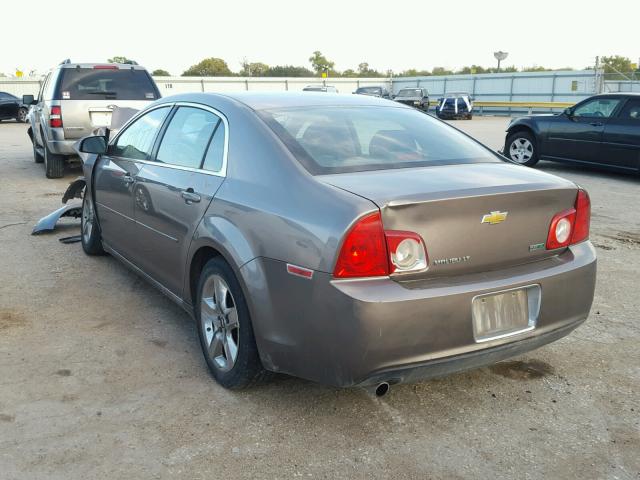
[111,106,170,160]
[618,99,640,120]
[56,68,160,100]
[155,107,220,169]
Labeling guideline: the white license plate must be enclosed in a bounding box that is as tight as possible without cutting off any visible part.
[90,111,112,127]
[413,101,420,105]
[471,285,540,342]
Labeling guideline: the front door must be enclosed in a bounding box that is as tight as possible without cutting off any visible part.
[131,105,227,297]
[545,97,623,164]
[93,105,171,261]
[601,97,640,171]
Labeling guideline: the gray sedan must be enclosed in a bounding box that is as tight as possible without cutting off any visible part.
[77,92,596,394]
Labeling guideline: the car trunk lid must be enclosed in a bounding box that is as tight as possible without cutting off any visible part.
[319,163,578,278]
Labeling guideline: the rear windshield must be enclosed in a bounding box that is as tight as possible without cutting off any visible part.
[260,106,498,174]
[55,68,159,100]
[396,89,423,97]
[357,87,382,94]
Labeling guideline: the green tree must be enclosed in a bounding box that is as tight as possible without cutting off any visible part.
[151,69,171,76]
[266,65,314,77]
[399,69,431,77]
[600,55,634,74]
[357,62,384,77]
[308,51,335,76]
[457,65,489,74]
[341,69,358,77]
[431,67,453,76]
[108,56,137,65]
[240,61,270,77]
[182,58,232,77]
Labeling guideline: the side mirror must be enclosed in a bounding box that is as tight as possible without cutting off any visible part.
[22,94,36,105]
[79,135,107,155]
[563,107,573,117]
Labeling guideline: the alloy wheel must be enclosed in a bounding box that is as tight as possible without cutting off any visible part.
[200,275,239,372]
[509,137,534,164]
[82,195,94,244]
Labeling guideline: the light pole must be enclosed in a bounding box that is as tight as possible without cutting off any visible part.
[494,51,508,72]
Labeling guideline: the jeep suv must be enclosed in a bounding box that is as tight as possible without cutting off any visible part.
[24,61,161,178]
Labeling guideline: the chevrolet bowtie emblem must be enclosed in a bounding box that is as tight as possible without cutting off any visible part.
[481,211,508,225]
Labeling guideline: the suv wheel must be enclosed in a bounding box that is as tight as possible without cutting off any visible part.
[44,144,65,178]
[505,131,539,167]
[196,257,269,389]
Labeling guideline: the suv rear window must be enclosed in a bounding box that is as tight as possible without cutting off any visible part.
[260,106,498,174]
[55,68,159,100]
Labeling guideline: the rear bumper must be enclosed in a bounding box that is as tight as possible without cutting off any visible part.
[47,139,76,156]
[244,242,596,387]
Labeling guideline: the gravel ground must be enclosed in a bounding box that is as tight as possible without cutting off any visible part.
[0,117,638,480]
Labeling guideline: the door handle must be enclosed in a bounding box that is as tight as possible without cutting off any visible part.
[589,122,603,127]
[181,190,201,204]
[122,174,135,184]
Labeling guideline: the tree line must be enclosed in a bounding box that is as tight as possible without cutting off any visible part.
[106,54,639,78]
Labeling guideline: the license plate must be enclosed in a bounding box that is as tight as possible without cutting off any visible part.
[471,285,540,342]
[90,111,112,127]
[413,101,420,105]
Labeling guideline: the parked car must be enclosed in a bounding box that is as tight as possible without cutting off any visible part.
[302,85,339,93]
[504,93,640,171]
[0,92,29,123]
[393,88,429,111]
[354,86,391,99]
[436,93,473,120]
[75,92,596,393]
[23,60,161,178]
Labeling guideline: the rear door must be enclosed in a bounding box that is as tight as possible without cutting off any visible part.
[94,105,171,260]
[56,66,160,139]
[131,104,227,296]
[600,97,640,171]
[545,97,623,163]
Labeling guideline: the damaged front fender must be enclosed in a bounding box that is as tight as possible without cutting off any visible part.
[61,177,86,204]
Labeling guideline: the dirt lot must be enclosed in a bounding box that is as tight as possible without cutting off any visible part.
[1,117,638,480]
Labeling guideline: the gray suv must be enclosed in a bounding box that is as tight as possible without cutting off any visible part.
[24,60,160,178]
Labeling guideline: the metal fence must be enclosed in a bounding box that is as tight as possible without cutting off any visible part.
[2,69,637,115]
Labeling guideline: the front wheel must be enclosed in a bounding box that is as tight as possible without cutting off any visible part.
[17,108,28,123]
[81,193,104,255]
[505,131,539,167]
[196,257,268,389]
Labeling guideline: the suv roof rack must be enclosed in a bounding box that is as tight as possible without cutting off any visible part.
[59,59,71,65]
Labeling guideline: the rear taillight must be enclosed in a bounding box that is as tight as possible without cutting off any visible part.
[385,231,428,273]
[50,106,62,128]
[571,189,590,244]
[546,189,591,250]
[333,212,428,278]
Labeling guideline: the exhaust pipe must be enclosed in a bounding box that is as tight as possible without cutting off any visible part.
[374,382,390,397]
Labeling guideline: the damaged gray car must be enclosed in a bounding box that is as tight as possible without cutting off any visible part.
[69,92,595,394]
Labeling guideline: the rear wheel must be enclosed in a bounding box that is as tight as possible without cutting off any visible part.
[505,131,539,167]
[196,257,268,389]
[17,108,28,123]
[81,193,104,255]
[44,144,65,178]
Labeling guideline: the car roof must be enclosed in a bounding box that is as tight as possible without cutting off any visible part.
[160,92,405,111]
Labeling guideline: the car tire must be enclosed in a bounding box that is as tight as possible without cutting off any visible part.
[196,257,269,389]
[44,144,65,178]
[505,131,539,167]
[17,108,28,123]
[32,139,44,164]
[81,192,104,255]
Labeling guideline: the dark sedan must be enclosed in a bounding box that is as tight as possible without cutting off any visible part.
[0,91,29,123]
[504,93,640,172]
[393,88,429,111]
[75,92,595,393]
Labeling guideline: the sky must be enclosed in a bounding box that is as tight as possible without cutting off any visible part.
[1,0,638,77]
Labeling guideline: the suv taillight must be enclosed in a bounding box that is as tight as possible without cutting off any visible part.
[50,106,63,128]
[546,189,591,250]
[333,212,428,278]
